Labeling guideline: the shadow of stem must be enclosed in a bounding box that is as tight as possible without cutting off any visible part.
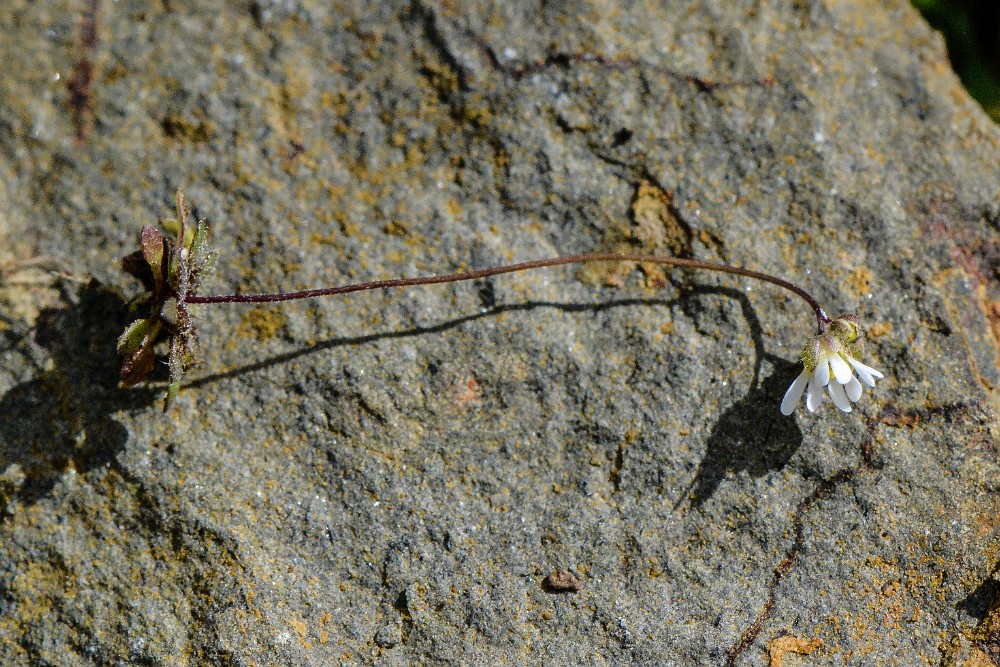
[184,282,804,508]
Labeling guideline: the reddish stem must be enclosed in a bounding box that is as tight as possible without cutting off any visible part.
[185,253,830,331]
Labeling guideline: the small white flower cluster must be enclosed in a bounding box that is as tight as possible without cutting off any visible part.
[780,315,883,415]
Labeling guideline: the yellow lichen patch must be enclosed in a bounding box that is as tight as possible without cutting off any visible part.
[867,321,892,339]
[383,219,408,237]
[846,267,873,296]
[967,592,1000,662]
[698,228,725,252]
[309,231,338,245]
[417,54,461,96]
[767,635,822,667]
[160,114,215,142]
[577,180,693,288]
[958,650,996,667]
[289,617,310,647]
[334,210,367,240]
[0,257,64,326]
[237,307,288,342]
[631,180,691,255]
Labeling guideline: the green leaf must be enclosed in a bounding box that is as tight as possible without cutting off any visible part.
[191,221,209,259]
[140,225,167,294]
[121,250,155,291]
[161,216,195,250]
[119,340,156,387]
[163,381,181,412]
[117,318,152,354]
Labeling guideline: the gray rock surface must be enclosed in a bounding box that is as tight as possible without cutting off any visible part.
[1,0,999,665]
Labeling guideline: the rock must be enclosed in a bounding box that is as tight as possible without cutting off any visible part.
[374,623,403,649]
[542,569,583,594]
[0,0,998,665]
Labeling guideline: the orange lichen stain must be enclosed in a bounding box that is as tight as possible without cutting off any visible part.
[810,553,940,659]
[986,300,1000,351]
[453,375,482,407]
[767,635,822,667]
[959,650,996,667]
[880,410,919,428]
[236,307,288,342]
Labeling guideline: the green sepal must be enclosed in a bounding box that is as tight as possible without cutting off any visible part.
[830,315,859,343]
[800,337,821,372]
[830,315,863,359]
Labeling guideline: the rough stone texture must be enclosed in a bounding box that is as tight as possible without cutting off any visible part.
[1,0,999,665]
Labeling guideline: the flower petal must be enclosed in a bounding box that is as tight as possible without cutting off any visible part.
[846,357,879,387]
[848,357,884,380]
[845,376,863,402]
[780,370,810,415]
[829,353,853,385]
[828,380,852,412]
[813,358,831,387]
[806,377,824,412]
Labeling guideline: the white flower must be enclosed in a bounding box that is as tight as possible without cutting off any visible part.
[780,315,884,416]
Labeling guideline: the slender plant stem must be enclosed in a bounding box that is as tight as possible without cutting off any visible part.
[186,253,830,331]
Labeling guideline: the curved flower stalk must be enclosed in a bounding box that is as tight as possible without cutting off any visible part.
[119,191,884,415]
[779,315,884,415]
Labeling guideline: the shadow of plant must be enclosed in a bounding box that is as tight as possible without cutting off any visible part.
[958,560,1000,658]
[686,358,804,508]
[674,285,804,508]
[0,280,156,510]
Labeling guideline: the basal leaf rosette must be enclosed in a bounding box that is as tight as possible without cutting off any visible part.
[117,192,216,409]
